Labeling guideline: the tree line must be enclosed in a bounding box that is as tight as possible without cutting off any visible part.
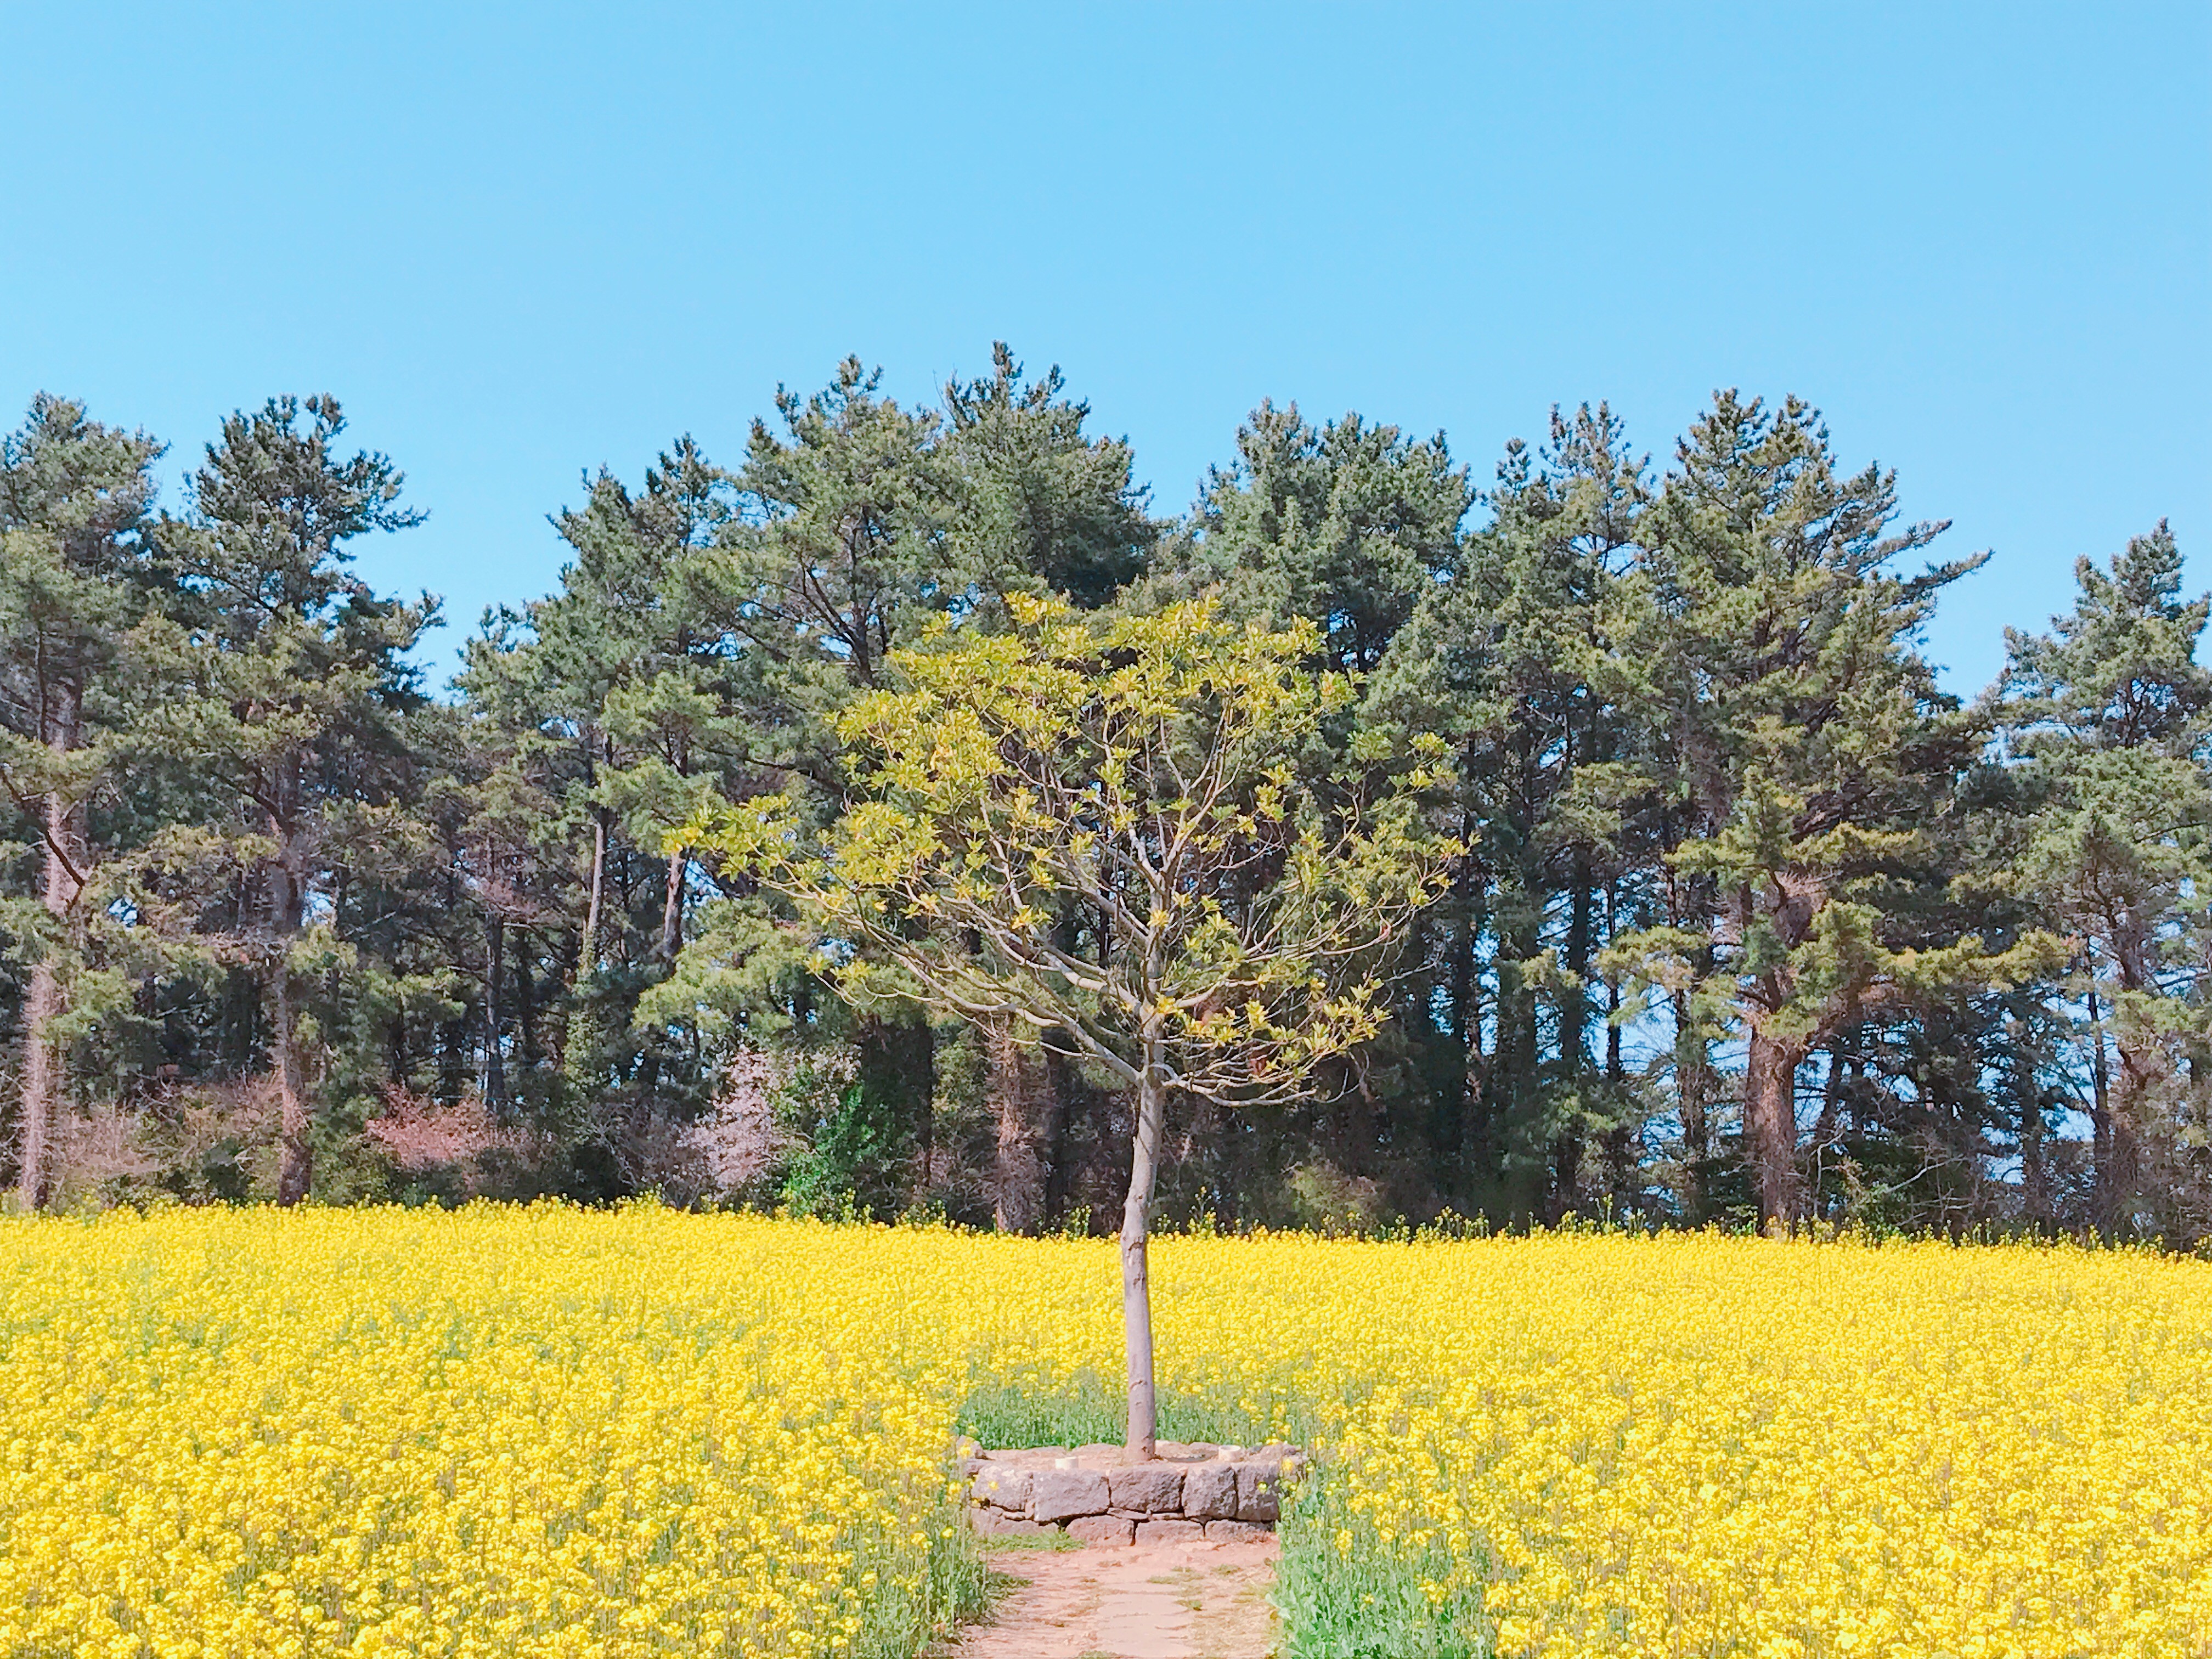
[2,349,2205,1241]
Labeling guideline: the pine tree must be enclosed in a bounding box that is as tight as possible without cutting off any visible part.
[1370,404,1649,1218]
[139,397,430,1204]
[1606,393,2052,1226]
[1998,522,2212,1235]
[0,397,165,1206]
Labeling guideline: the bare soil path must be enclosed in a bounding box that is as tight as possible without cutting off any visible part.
[946,1536,1279,1659]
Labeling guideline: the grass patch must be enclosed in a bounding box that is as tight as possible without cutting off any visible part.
[855,1502,989,1659]
[955,1371,1282,1449]
[1271,1477,1490,1659]
[981,1530,1082,1553]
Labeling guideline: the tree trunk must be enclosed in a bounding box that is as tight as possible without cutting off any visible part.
[988,1021,1053,1233]
[580,809,606,978]
[1674,991,1710,1222]
[14,691,83,1211]
[1121,1029,1166,1460]
[1553,871,1584,1218]
[1602,974,1632,1214]
[272,952,311,1204]
[2088,982,2115,1233]
[2015,1008,2046,1230]
[1745,1026,1804,1229]
[658,845,685,963]
[16,962,63,1211]
[483,911,507,1117]
[2108,943,2157,1235]
[514,927,540,1073]
[269,793,311,1206]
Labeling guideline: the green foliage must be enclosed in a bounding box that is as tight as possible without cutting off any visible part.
[695,595,1452,1111]
[1275,1477,1489,1659]
[3,363,2204,1243]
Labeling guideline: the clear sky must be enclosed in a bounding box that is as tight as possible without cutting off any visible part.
[4,2,2205,693]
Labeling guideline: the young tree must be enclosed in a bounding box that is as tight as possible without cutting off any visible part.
[141,397,430,1204]
[692,597,1447,1454]
[0,396,165,1206]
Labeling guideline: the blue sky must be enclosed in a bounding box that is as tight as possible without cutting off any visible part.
[4,2,2205,693]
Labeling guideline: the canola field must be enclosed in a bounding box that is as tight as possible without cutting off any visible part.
[1,1209,2207,1659]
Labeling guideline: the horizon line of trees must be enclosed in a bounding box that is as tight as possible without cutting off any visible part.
[3,347,2207,1242]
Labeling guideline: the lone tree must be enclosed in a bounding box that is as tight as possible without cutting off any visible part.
[691,596,1446,1456]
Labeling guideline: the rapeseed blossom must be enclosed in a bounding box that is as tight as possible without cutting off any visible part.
[1,1210,2204,1657]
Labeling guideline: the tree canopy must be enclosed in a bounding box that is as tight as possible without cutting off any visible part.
[1,353,2205,1246]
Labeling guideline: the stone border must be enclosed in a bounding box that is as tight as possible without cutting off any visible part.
[956,1439,1304,1547]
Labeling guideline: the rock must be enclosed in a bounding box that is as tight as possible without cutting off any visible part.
[1204,1520,1274,1543]
[1136,1517,1205,1543]
[1181,1462,1239,1519]
[1030,1468,1111,1523]
[1234,1462,1282,1523]
[971,1466,1032,1513]
[969,1508,1054,1538]
[951,1435,981,1460]
[958,1457,986,1480]
[1107,1464,1186,1514]
[1154,1441,1218,1462]
[1065,1514,1135,1545]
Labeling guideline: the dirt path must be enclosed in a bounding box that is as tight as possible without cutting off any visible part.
[947,1537,1279,1659]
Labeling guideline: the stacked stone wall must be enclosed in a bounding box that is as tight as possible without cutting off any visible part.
[957,1440,1304,1547]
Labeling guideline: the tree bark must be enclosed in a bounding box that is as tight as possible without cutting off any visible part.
[1121,1027,1166,1460]
[1674,991,1710,1222]
[658,845,685,963]
[1602,974,1632,1214]
[270,782,312,1206]
[580,808,606,977]
[988,1021,1053,1233]
[1745,1026,1804,1229]
[271,955,311,1204]
[483,911,507,1116]
[16,964,63,1211]
[2088,981,2115,1233]
[14,691,83,1211]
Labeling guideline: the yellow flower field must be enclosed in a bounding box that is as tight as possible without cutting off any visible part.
[1,1209,2205,1658]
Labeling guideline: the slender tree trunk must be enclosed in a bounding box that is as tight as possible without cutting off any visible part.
[1121,1024,1166,1460]
[2088,981,2115,1233]
[1674,991,1709,1222]
[988,1021,1052,1234]
[1445,847,1477,1199]
[2109,941,2157,1234]
[514,927,540,1074]
[580,808,606,978]
[269,828,312,1206]
[1745,1026,1804,1229]
[2019,1036,2047,1231]
[1602,974,1632,1212]
[1548,864,1595,1220]
[16,967,64,1210]
[15,691,83,1211]
[483,911,507,1117]
[658,845,685,963]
